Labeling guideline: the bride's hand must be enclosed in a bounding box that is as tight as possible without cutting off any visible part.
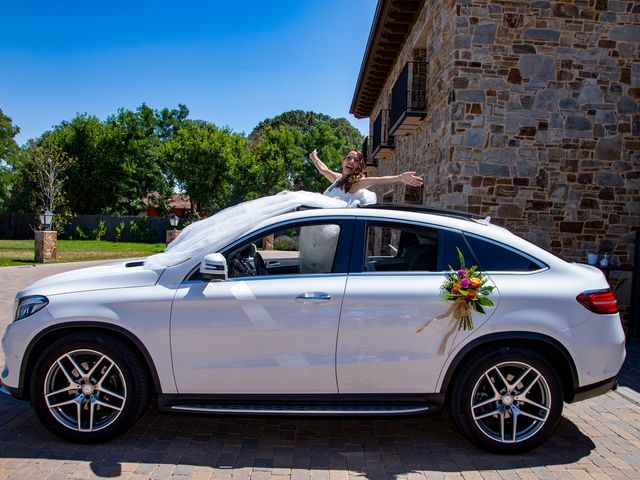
[309,149,319,163]
[400,171,424,187]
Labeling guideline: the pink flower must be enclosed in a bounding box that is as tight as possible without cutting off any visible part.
[457,269,467,278]
[459,278,470,289]
[451,288,459,295]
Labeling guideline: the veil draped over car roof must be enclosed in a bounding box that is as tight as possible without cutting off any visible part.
[144,191,347,268]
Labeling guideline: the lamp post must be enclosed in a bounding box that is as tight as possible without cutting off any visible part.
[35,209,57,263]
[166,213,181,245]
[39,209,53,230]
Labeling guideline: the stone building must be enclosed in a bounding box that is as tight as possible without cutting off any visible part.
[351,0,639,325]
[351,0,640,329]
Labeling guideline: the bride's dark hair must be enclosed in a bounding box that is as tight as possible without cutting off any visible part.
[335,149,365,193]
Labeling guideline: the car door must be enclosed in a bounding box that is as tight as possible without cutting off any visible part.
[170,218,354,394]
[337,219,499,394]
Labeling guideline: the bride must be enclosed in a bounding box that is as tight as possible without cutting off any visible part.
[309,148,423,206]
[297,148,424,272]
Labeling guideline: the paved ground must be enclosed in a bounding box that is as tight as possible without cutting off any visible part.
[0,261,639,480]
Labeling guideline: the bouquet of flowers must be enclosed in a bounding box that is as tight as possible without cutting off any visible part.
[441,248,495,330]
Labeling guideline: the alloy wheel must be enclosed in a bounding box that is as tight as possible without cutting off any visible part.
[470,361,551,444]
[43,349,127,432]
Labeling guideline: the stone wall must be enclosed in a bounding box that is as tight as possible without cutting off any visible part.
[372,0,639,268]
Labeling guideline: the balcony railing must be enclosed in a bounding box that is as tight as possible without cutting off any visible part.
[389,61,427,136]
[371,109,394,162]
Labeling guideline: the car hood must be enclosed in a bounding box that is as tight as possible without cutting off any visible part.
[17,260,165,298]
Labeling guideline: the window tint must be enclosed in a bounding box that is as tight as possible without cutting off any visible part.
[225,223,341,278]
[364,223,438,272]
[439,229,477,271]
[464,234,543,272]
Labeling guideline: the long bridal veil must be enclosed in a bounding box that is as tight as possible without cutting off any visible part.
[144,191,347,269]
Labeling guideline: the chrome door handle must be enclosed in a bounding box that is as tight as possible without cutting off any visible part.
[296,292,331,303]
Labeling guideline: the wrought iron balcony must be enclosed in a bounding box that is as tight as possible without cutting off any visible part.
[371,109,394,162]
[389,61,427,136]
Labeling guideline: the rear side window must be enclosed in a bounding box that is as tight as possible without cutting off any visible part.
[464,234,544,272]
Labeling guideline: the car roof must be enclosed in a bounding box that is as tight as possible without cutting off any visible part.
[247,204,565,268]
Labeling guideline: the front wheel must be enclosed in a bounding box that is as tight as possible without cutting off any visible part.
[449,347,563,453]
[30,332,150,443]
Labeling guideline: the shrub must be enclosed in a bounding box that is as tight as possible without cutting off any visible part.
[75,220,107,241]
[273,235,298,251]
[129,217,153,243]
[114,221,125,242]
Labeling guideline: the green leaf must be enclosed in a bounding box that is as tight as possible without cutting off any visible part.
[478,297,494,307]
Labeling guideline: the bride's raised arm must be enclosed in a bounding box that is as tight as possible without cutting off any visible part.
[356,171,424,189]
[309,149,341,183]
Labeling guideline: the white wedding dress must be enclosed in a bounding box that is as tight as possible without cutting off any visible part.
[144,183,377,270]
[323,177,377,207]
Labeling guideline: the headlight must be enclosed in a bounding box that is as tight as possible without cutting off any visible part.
[14,295,49,321]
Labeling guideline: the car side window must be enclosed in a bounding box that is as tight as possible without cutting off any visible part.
[225,223,342,279]
[364,223,439,272]
[464,234,544,272]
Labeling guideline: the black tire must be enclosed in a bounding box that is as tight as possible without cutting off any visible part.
[448,346,563,453]
[30,331,151,443]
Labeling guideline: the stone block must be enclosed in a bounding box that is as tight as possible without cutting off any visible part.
[479,163,510,176]
[496,186,518,197]
[533,90,558,110]
[455,35,472,49]
[595,111,616,124]
[507,68,522,84]
[565,115,592,131]
[595,171,625,187]
[618,96,638,113]
[497,203,523,218]
[457,90,486,102]
[166,229,181,245]
[464,129,488,147]
[523,29,561,42]
[473,23,497,44]
[550,184,568,201]
[595,135,622,160]
[512,44,536,54]
[579,86,604,102]
[478,78,508,90]
[610,26,640,43]
[519,55,556,82]
[580,198,600,210]
[552,3,579,18]
[531,1,551,8]
[559,222,584,234]
[34,230,57,263]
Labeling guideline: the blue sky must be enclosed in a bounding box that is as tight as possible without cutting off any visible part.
[1,1,377,145]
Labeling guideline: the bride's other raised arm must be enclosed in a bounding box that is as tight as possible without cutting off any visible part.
[357,171,424,189]
[309,149,341,183]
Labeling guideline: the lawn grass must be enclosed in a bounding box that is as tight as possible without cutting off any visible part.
[0,239,166,266]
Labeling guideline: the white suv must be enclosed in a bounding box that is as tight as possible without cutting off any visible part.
[2,205,625,453]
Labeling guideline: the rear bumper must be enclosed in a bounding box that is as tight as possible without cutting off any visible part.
[571,375,618,403]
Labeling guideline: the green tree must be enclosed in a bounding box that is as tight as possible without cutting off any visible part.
[247,126,304,197]
[161,121,248,215]
[45,104,179,214]
[0,109,21,212]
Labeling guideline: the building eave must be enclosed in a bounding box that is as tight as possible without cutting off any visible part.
[350,0,425,119]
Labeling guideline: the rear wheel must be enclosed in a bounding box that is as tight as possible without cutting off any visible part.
[449,347,563,453]
[31,332,150,443]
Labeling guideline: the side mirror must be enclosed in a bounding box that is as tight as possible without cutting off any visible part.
[200,253,228,281]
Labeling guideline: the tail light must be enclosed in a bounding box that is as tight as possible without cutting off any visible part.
[576,289,618,314]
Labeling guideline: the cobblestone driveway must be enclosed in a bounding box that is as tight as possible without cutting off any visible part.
[1,262,639,480]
